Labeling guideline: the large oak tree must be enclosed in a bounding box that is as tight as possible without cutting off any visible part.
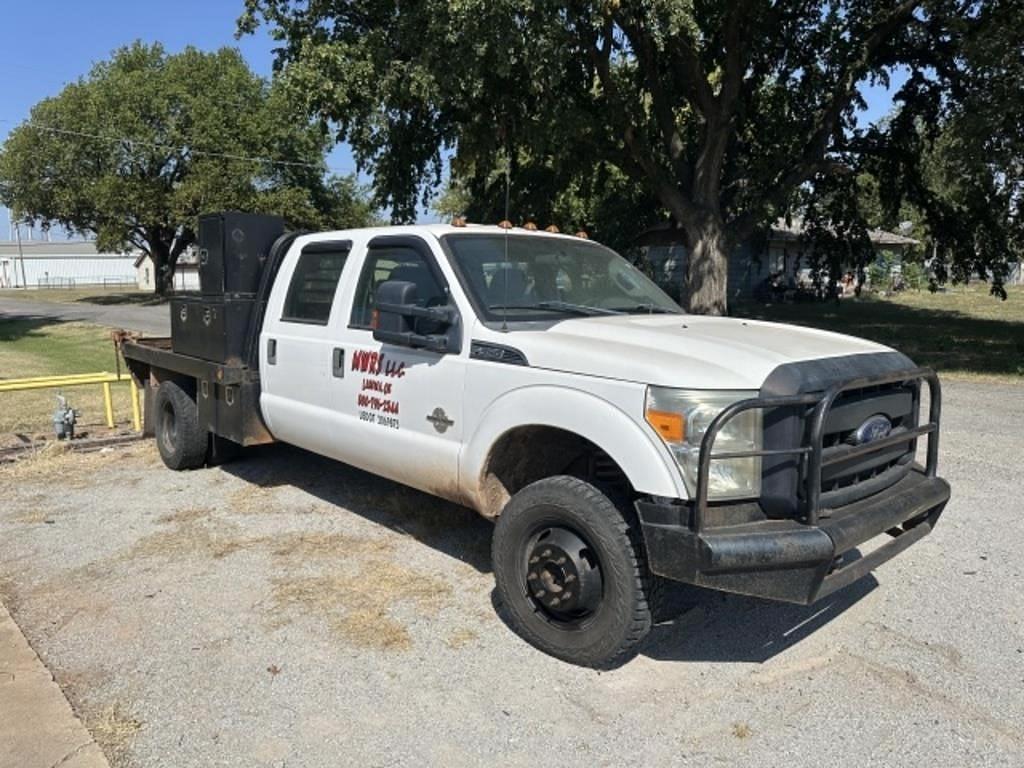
[240,0,998,313]
[0,42,376,294]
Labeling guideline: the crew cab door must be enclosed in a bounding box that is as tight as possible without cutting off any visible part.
[326,235,466,498]
[259,239,353,453]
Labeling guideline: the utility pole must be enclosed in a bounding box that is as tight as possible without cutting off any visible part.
[14,220,28,288]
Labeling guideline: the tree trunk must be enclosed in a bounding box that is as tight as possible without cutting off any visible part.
[684,214,730,315]
[149,238,175,296]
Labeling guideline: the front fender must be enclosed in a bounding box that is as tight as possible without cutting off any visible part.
[461,384,687,507]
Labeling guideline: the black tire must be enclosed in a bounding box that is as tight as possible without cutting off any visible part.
[492,475,654,668]
[154,381,207,471]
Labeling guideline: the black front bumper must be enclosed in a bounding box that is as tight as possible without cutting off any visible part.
[638,468,949,604]
[636,364,950,605]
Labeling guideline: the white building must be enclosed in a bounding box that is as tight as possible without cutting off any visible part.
[133,247,199,291]
[0,240,138,289]
[0,239,201,291]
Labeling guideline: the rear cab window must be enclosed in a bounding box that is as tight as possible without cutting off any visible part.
[281,241,352,325]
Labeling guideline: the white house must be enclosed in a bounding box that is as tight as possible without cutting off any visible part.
[632,218,921,302]
[134,246,199,291]
[0,240,138,289]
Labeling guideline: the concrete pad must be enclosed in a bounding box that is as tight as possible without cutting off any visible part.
[0,602,109,768]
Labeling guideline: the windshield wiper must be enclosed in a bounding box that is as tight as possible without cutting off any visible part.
[488,301,624,317]
[617,304,680,315]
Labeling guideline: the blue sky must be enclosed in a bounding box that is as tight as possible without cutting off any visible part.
[0,0,902,239]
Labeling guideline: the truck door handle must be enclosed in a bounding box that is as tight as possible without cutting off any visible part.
[332,348,344,378]
[267,338,277,365]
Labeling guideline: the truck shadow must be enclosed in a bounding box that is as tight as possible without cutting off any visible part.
[224,443,877,666]
[221,443,495,574]
[638,576,876,663]
[488,576,876,666]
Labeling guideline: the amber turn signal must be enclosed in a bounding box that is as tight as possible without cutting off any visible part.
[645,409,684,443]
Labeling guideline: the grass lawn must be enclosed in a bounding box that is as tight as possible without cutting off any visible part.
[736,284,1024,381]
[0,318,136,434]
[0,287,164,305]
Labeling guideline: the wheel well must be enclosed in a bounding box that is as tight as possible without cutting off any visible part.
[150,367,196,397]
[479,426,632,518]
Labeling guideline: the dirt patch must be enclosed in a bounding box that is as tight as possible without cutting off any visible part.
[226,485,284,515]
[86,702,143,766]
[446,627,479,649]
[122,505,253,562]
[732,722,753,739]
[269,531,392,560]
[268,558,452,651]
[156,505,214,526]
[0,439,160,487]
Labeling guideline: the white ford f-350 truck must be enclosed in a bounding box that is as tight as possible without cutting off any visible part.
[120,212,950,667]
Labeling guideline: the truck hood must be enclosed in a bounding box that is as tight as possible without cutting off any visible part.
[507,314,893,390]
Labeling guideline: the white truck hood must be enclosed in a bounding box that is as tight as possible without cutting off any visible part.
[507,314,892,390]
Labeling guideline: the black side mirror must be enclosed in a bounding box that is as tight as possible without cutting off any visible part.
[372,280,459,353]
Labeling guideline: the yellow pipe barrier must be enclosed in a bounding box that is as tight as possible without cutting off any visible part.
[102,382,114,428]
[129,378,142,432]
[0,372,131,392]
[4,372,116,385]
[0,371,140,431]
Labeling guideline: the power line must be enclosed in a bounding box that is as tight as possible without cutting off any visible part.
[0,118,361,175]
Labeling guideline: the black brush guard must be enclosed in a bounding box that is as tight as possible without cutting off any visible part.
[637,368,951,604]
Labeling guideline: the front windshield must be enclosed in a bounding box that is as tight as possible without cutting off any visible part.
[443,233,682,321]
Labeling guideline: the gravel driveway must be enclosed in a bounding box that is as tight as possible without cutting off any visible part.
[1,378,1022,767]
[0,296,169,335]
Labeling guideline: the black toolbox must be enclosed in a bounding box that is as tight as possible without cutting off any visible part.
[198,212,285,295]
[170,295,255,366]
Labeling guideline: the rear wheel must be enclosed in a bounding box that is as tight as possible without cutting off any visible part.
[492,475,654,668]
[154,381,207,470]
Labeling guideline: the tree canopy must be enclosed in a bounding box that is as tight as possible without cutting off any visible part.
[0,41,377,293]
[242,0,1021,313]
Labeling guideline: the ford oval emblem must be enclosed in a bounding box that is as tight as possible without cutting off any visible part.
[853,414,893,445]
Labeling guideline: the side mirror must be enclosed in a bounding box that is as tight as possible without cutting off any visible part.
[372,280,459,354]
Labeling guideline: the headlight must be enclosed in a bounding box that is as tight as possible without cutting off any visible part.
[645,388,762,500]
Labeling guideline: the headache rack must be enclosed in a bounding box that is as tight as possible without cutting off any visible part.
[693,368,941,533]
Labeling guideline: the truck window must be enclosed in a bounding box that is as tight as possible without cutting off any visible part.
[281,244,350,324]
[350,246,445,328]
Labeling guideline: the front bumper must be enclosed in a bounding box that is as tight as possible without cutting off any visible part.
[637,468,949,604]
[636,365,949,605]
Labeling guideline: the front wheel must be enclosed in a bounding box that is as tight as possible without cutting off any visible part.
[492,476,654,668]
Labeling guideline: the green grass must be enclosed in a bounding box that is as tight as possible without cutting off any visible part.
[0,287,164,305]
[0,318,134,434]
[736,284,1024,381]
